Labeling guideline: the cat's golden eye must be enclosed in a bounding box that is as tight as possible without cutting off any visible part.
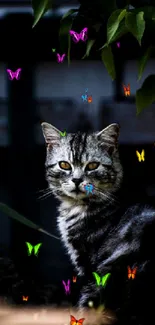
[59,161,71,170]
[86,162,100,171]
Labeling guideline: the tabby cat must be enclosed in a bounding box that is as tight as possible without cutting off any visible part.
[41,122,155,323]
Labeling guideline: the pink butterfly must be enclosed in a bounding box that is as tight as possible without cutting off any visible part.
[7,68,22,80]
[57,53,66,63]
[62,280,70,295]
[69,28,88,43]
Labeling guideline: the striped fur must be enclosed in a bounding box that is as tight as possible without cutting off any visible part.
[41,122,155,310]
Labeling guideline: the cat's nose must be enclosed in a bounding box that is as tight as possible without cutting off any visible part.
[72,178,83,186]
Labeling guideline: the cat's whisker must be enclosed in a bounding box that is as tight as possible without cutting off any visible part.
[109,193,120,205]
[36,188,49,194]
[94,187,119,205]
[101,192,113,202]
[36,188,53,200]
[36,188,51,195]
[93,187,109,198]
[38,192,52,200]
[104,190,120,204]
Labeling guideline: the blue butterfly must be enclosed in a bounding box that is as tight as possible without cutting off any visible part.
[81,94,88,102]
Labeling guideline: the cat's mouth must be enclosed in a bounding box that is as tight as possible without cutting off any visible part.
[61,183,87,199]
[67,186,87,199]
[71,188,83,194]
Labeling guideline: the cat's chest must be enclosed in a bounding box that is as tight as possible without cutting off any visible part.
[57,210,112,264]
[58,215,87,248]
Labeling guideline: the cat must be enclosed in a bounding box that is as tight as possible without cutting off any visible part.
[41,122,155,323]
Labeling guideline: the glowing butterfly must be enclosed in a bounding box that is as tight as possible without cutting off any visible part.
[136,150,145,162]
[123,84,130,96]
[117,42,120,48]
[92,272,111,287]
[127,266,137,279]
[81,94,88,102]
[69,28,88,43]
[22,296,29,301]
[62,280,70,295]
[70,315,85,325]
[7,68,22,80]
[84,184,94,195]
[52,48,56,52]
[87,96,92,103]
[60,130,66,137]
[56,53,66,63]
[25,242,42,257]
[72,276,77,283]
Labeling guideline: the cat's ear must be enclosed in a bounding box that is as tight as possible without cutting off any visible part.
[97,123,119,145]
[41,122,61,147]
[97,124,119,154]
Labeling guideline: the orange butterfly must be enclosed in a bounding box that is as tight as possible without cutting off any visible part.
[123,84,130,96]
[22,296,29,301]
[73,276,77,283]
[87,95,93,103]
[127,266,137,279]
[70,315,85,325]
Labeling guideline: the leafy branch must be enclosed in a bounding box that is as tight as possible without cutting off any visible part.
[0,202,60,240]
[31,0,155,114]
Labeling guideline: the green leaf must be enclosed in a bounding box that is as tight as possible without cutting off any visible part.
[0,202,60,240]
[99,20,128,50]
[101,45,116,80]
[138,46,153,81]
[136,75,155,115]
[61,9,78,20]
[110,19,128,42]
[107,9,127,44]
[99,42,108,51]
[133,6,155,21]
[125,11,145,45]
[32,0,50,28]
[82,39,95,59]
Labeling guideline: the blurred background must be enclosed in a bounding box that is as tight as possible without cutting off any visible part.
[0,0,155,306]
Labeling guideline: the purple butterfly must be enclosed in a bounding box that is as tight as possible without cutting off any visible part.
[69,27,88,43]
[62,280,70,295]
[7,68,22,80]
[57,53,66,63]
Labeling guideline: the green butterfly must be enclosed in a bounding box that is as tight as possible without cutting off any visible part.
[92,272,111,287]
[25,242,42,257]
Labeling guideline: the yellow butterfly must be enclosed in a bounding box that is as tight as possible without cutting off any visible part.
[136,149,145,162]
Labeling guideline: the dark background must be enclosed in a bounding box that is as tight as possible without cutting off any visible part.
[0,0,155,306]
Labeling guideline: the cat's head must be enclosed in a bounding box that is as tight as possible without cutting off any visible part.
[41,123,123,203]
